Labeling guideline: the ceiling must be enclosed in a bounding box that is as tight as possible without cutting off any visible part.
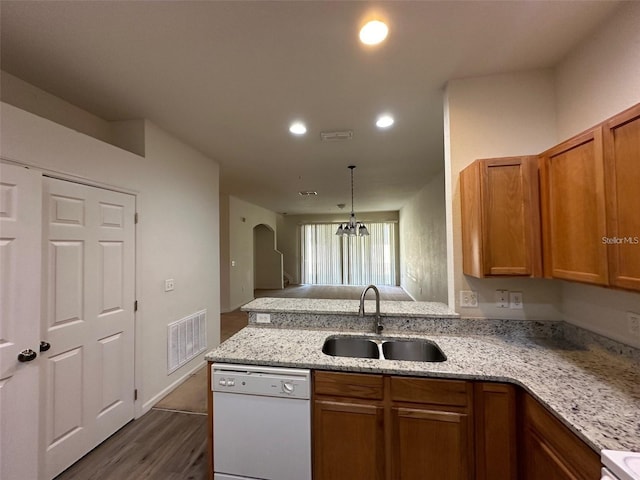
[0,1,620,215]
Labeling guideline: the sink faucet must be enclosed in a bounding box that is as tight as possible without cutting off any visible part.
[359,285,383,334]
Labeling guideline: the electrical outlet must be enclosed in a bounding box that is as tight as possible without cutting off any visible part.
[628,311,640,338]
[510,292,523,309]
[164,278,175,292]
[495,289,509,308]
[459,290,478,308]
[256,313,271,324]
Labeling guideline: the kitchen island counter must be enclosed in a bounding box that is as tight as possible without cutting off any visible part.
[205,324,640,454]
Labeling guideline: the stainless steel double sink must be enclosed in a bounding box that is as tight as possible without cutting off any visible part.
[322,335,446,362]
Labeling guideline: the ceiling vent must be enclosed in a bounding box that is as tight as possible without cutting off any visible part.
[320,130,354,142]
[298,191,318,196]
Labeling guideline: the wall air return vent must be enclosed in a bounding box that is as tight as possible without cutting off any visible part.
[320,130,354,142]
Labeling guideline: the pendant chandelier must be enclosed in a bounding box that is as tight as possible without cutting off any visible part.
[336,165,369,237]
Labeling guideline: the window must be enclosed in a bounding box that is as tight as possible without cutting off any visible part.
[300,222,397,285]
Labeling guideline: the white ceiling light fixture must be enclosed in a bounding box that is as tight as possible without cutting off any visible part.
[376,114,394,128]
[289,122,307,135]
[359,20,388,45]
[336,165,369,237]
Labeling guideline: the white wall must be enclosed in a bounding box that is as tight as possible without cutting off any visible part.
[555,1,640,347]
[225,195,278,311]
[444,69,563,320]
[1,100,220,414]
[399,171,447,303]
[277,211,400,285]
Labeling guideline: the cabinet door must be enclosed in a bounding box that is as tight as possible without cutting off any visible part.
[474,383,517,480]
[313,399,385,480]
[604,103,640,291]
[540,127,608,284]
[460,156,541,278]
[391,406,472,480]
[522,428,580,480]
[519,392,600,480]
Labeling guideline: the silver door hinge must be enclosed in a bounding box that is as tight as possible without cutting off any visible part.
[134,389,138,401]
[134,213,139,224]
[134,300,138,312]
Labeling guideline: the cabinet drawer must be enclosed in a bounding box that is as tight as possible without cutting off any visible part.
[390,376,471,407]
[314,371,384,400]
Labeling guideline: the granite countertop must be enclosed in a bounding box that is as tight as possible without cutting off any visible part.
[241,297,459,318]
[206,325,640,454]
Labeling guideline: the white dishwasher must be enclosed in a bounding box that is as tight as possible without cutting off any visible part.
[212,363,312,480]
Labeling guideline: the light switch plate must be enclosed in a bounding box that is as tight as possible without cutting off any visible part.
[628,312,640,338]
[165,279,175,292]
[495,290,508,308]
[459,290,478,308]
[256,313,271,324]
[510,291,523,309]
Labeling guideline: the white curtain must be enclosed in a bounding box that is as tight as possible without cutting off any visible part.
[301,222,397,285]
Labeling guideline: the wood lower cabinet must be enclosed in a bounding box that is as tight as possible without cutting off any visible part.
[391,406,471,480]
[312,372,602,480]
[460,156,542,278]
[390,376,474,479]
[519,391,600,480]
[604,103,640,291]
[474,383,517,480]
[313,372,474,480]
[540,126,609,285]
[313,371,385,480]
[314,399,385,480]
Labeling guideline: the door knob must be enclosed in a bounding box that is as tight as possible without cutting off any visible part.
[18,349,37,362]
[40,341,51,352]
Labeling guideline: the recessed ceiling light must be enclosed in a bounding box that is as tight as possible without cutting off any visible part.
[376,114,394,128]
[289,122,307,135]
[359,20,388,45]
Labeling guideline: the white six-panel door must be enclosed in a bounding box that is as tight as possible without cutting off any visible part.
[0,164,42,480]
[41,177,135,479]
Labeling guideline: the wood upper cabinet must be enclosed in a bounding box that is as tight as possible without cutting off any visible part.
[540,127,609,285]
[474,383,517,480]
[460,156,542,278]
[313,371,385,480]
[519,392,600,480]
[604,103,640,291]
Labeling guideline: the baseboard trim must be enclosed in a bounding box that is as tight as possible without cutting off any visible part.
[140,360,206,417]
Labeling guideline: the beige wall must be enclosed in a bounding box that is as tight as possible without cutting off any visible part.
[442,1,640,346]
[555,1,640,348]
[254,224,284,289]
[556,1,640,141]
[444,69,563,320]
[1,70,145,156]
[399,171,447,303]
[225,195,278,311]
[277,211,400,285]
[1,96,220,414]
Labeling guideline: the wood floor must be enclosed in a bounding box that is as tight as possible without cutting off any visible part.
[55,409,207,480]
[55,285,411,479]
